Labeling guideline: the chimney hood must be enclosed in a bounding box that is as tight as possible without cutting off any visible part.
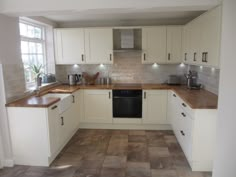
[113,28,142,51]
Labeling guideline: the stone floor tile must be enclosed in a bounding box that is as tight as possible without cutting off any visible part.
[150,157,174,170]
[100,168,125,177]
[73,168,100,177]
[0,165,29,177]
[79,160,104,170]
[42,166,76,177]
[102,156,126,168]
[0,129,209,177]
[128,135,147,143]
[148,147,170,157]
[127,142,148,162]
[126,162,151,177]
[129,130,146,136]
[151,169,178,177]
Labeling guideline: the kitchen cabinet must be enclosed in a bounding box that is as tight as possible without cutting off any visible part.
[166,26,182,64]
[142,90,168,124]
[182,6,222,68]
[83,89,112,123]
[182,24,191,63]
[54,28,85,64]
[142,26,167,64]
[167,90,217,171]
[85,28,113,64]
[199,6,222,67]
[7,93,80,166]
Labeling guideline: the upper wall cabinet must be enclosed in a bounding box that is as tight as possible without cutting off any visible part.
[199,6,222,67]
[85,28,113,64]
[166,26,182,64]
[182,6,222,68]
[142,27,167,64]
[54,28,85,64]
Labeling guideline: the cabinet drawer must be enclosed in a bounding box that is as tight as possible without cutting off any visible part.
[173,92,194,117]
[178,109,193,163]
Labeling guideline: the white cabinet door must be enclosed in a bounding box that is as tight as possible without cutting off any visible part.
[166,26,182,64]
[54,28,85,64]
[142,27,167,64]
[83,89,112,123]
[189,20,201,65]
[85,28,113,64]
[182,24,191,63]
[142,90,168,124]
[199,6,222,67]
[70,90,81,132]
[47,104,60,156]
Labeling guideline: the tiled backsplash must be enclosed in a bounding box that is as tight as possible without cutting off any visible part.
[56,51,187,84]
[56,51,220,95]
[188,65,220,95]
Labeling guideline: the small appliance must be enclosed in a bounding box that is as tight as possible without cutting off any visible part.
[68,74,79,86]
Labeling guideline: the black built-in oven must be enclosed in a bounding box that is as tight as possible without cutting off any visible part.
[112,90,142,118]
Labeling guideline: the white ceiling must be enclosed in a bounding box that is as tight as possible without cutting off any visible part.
[0,0,220,26]
[43,9,205,25]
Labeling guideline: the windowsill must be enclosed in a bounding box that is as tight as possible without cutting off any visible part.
[26,82,59,92]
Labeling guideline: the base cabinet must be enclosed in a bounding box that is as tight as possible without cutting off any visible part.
[82,89,112,123]
[142,90,168,124]
[7,91,81,166]
[167,90,217,171]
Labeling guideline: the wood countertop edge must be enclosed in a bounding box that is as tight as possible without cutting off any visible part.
[6,84,218,109]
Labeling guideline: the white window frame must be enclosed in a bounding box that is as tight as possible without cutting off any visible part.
[19,20,48,89]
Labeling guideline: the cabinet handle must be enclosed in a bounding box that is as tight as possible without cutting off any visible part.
[81,54,84,62]
[110,54,112,61]
[51,105,58,110]
[61,117,64,126]
[193,52,197,62]
[180,130,185,136]
[204,52,208,63]
[173,94,176,97]
[72,95,75,103]
[202,52,208,63]
[168,53,171,61]
[144,92,146,99]
[109,92,111,99]
[184,53,187,61]
[182,103,187,107]
[181,112,186,117]
[143,53,146,61]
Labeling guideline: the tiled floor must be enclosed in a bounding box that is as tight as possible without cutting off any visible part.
[0,129,212,177]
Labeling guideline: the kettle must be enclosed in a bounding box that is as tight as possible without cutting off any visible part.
[68,74,79,86]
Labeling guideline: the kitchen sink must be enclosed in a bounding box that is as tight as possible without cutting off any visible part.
[41,93,73,114]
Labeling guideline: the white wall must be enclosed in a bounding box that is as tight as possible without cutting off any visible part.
[0,14,26,102]
[212,0,236,177]
[0,64,13,167]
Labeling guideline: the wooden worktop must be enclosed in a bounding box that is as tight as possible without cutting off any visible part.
[6,96,60,108]
[6,84,218,109]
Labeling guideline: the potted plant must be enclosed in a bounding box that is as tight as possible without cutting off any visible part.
[28,64,43,88]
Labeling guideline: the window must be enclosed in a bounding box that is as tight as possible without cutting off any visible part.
[19,21,46,88]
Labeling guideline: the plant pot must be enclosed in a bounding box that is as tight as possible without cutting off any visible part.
[36,76,42,87]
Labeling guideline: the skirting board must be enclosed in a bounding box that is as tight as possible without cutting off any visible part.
[3,159,14,167]
[79,123,172,130]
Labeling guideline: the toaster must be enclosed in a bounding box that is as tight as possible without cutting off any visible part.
[167,75,181,85]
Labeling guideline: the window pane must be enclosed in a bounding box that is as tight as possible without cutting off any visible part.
[34,27,42,39]
[21,41,29,54]
[36,43,43,54]
[27,25,35,38]
[19,23,27,36]
[29,42,36,54]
